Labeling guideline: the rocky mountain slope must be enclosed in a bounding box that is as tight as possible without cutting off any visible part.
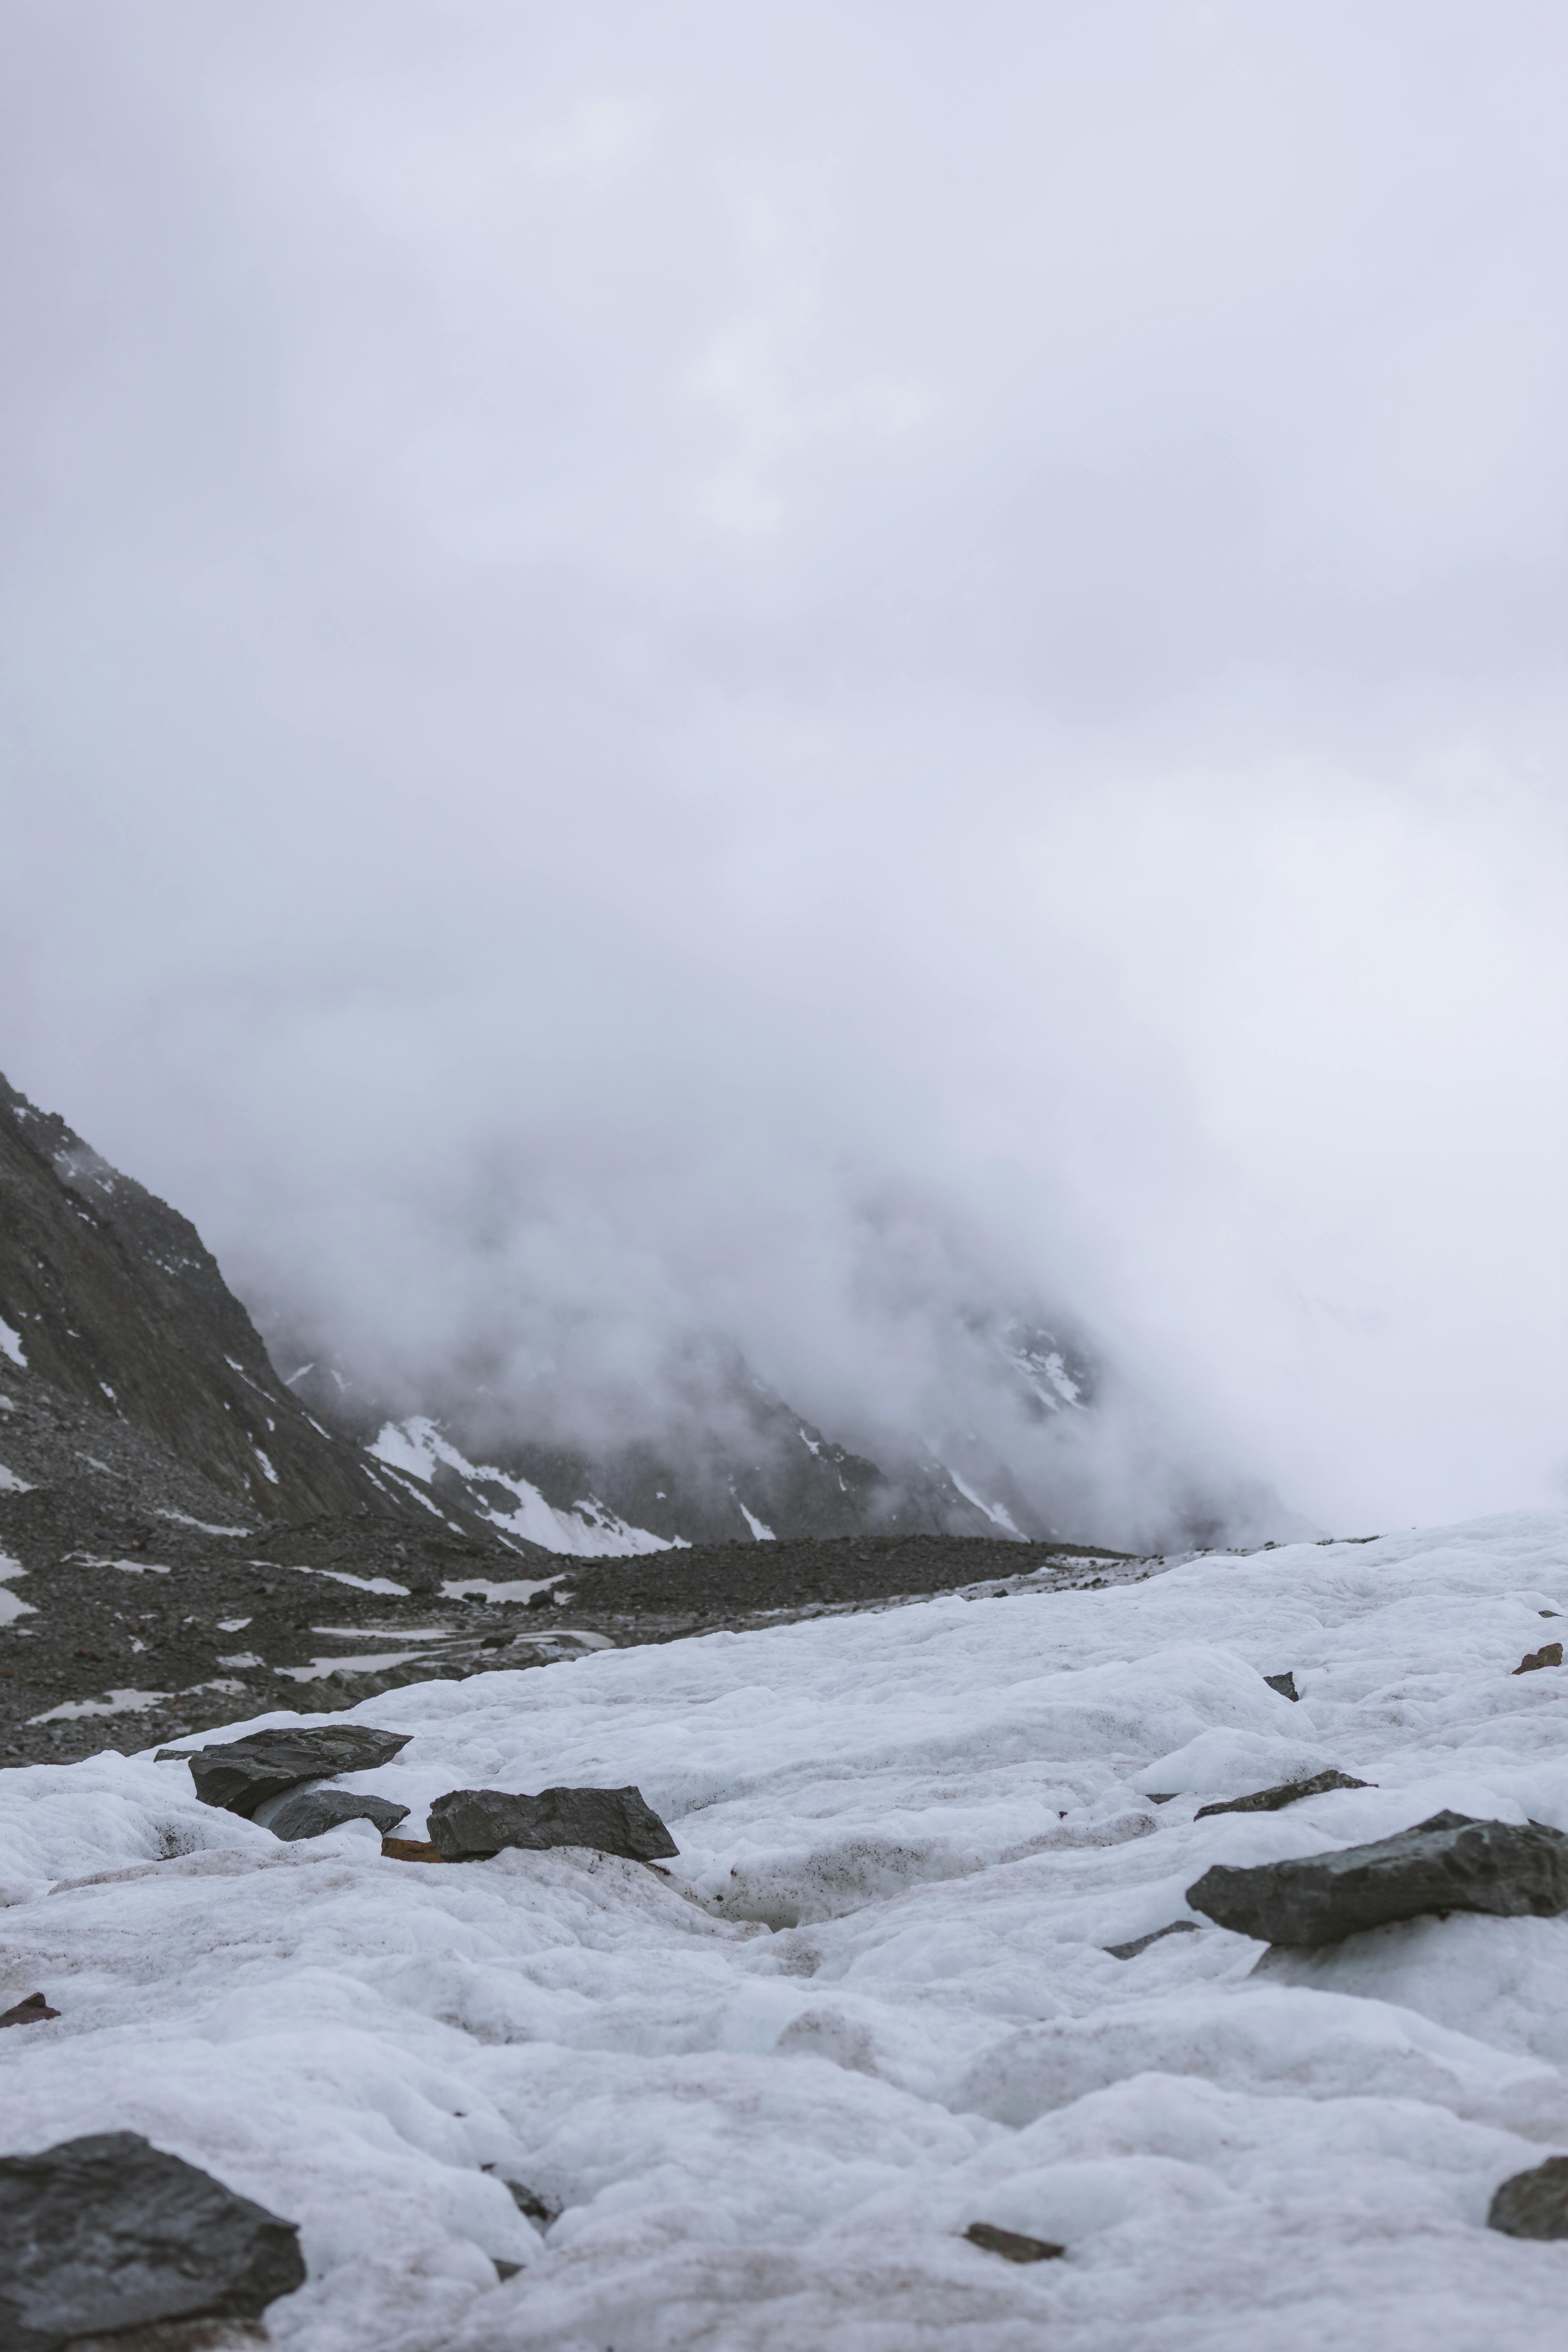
[0,1074,505,1535]
[282,1318,1104,1554]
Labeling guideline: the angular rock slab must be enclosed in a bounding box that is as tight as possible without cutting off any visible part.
[1195,1769,1370,1820]
[1187,1810,1568,1947]
[427,1784,679,1863]
[263,1788,409,1842]
[0,1991,59,2028]
[0,2130,304,2352]
[964,2222,1065,2263]
[173,1726,411,1818]
[1488,2154,1568,2238]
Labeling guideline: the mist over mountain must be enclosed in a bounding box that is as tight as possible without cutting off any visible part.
[2,4,1565,1533]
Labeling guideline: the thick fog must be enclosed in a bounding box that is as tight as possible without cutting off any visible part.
[2,1,1565,1533]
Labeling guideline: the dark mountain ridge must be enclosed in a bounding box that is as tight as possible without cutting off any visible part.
[0,1074,506,1539]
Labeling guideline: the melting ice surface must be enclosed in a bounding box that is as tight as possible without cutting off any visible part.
[2,1512,1568,2347]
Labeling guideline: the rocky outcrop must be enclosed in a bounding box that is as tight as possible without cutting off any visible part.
[426,1784,679,1863]
[0,2130,304,2351]
[0,1074,504,1532]
[1186,1811,1568,1946]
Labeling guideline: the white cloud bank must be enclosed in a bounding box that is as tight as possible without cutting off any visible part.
[0,1,1564,1528]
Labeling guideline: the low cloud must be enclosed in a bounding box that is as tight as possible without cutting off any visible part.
[2,1,1564,1534]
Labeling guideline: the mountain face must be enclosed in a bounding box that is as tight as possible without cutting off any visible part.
[0,1076,503,1540]
[280,1325,1100,1554]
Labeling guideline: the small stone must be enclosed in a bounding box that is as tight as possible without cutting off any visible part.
[0,1992,59,2029]
[1513,1643,1563,1675]
[0,2130,305,2352]
[178,1727,412,1818]
[263,1790,409,1842]
[1187,1810,1568,1946]
[427,1785,679,1864]
[493,2260,523,2281]
[381,1837,446,1863]
[1196,1769,1370,1820]
[504,2182,559,2226]
[1487,2154,1568,2239]
[1263,1671,1299,1701]
[1104,1921,1202,1960]
[963,2221,1065,2263]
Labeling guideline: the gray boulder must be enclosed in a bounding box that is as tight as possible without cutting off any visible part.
[1263,1671,1299,1701]
[1488,2155,1568,2238]
[263,1789,410,1842]
[171,1727,411,1817]
[1195,1769,1369,1820]
[0,2130,304,2352]
[427,1785,679,1863]
[1187,1810,1568,1946]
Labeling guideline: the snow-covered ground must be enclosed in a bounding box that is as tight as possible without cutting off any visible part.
[4,1512,1568,2348]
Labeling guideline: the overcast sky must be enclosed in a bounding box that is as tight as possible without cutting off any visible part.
[2,1,1565,1532]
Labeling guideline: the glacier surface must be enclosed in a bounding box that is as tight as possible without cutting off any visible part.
[3,1511,1568,2347]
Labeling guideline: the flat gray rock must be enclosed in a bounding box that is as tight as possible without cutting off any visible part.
[264,1788,410,1842]
[427,1784,679,1863]
[1187,1810,1568,1947]
[1488,2154,1568,2238]
[1195,1769,1370,1820]
[0,2130,304,2352]
[963,2221,1064,2263]
[172,1727,411,1817]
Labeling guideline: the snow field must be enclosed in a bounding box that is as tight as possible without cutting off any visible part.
[1,1511,1567,2347]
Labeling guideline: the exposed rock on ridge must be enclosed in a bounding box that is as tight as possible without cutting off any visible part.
[0,1073,504,1532]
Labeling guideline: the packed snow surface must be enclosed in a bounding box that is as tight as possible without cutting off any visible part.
[4,1513,1568,2348]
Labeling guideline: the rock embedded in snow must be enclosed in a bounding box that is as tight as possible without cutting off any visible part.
[1187,1809,1568,1946]
[1513,1642,1563,1674]
[964,2221,1065,2263]
[0,1991,59,2028]
[426,1783,680,1863]
[1488,2155,1568,2239]
[0,2130,305,2351]
[172,1725,412,1816]
[1262,1670,1300,1700]
[262,1788,410,1842]
[1194,1768,1370,1819]
[1103,1920,1203,1960]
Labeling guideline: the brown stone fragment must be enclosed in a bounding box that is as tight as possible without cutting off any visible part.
[0,1992,59,2029]
[380,1837,445,1863]
[1514,1643,1563,1675]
